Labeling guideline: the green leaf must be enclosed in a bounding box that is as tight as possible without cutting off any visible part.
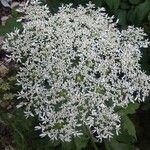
[104,139,135,150]
[127,9,135,24]
[129,0,141,5]
[141,102,150,111]
[74,136,89,150]
[61,140,75,150]
[0,10,22,36]
[133,0,150,24]
[105,0,120,11]
[114,129,135,143]
[148,12,150,21]
[120,2,130,10]
[121,115,137,139]
[117,9,127,27]
[92,0,102,7]
[118,102,140,115]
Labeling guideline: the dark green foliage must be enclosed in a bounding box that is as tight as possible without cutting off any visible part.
[105,0,120,12]
[105,139,135,150]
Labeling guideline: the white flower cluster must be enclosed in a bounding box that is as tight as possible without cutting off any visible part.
[2,0,150,142]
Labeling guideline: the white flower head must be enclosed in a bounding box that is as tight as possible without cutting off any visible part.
[2,0,150,142]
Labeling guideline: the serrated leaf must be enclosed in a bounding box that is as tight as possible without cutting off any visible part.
[122,115,136,139]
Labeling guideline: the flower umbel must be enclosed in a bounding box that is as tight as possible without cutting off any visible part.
[2,0,150,142]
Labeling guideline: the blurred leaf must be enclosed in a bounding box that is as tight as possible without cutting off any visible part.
[74,136,89,150]
[62,141,75,150]
[127,8,135,24]
[104,139,135,150]
[117,9,127,26]
[0,10,22,36]
[133,0,150,24]
[114,129,135,143]
[12,124,26,150]
[141,103,150,110]
[11,8,20,18]
[92,0,102,7]
[141,101,150,110]
[105,0,120,11]
[129,0,141,5]
[118,103,140,115]
[148,12,150,21]
[120,2,130,10]
[122,115,137,139]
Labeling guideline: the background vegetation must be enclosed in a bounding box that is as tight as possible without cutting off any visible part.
[0,0,150,149]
